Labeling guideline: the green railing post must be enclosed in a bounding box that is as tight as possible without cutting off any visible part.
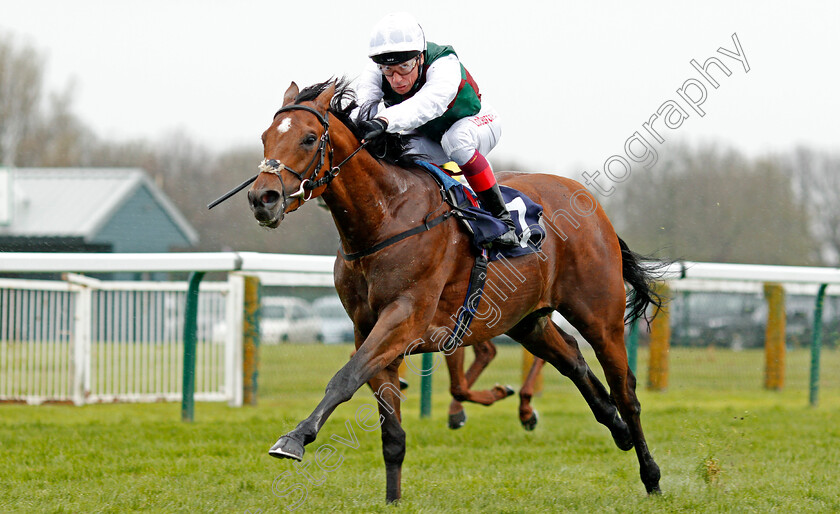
[809,284,827,407]
[627,318,639,375]
[182,271,205,422]
[420,353,434,418]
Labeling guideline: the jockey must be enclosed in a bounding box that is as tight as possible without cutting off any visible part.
[355,12,518,248]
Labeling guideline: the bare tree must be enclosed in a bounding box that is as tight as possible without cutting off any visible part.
[789,147,840,265]
[0,36,44,166]
[606,143,818,265]
[16,84,101,167]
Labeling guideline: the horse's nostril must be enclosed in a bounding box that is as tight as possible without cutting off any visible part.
[251,188,281,209]
[262,190,280,206]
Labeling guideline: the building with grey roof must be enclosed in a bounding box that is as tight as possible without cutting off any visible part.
[0,167,198,252]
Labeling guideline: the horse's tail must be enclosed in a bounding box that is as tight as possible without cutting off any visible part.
[618,237,667,325]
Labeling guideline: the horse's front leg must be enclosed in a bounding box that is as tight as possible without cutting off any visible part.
[519,355,545,431]
[447,341,514,429]
[445,346,469,428]
[463,340,514,405]
[269,301,420,461]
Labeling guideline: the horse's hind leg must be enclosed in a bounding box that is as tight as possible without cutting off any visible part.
[367,359,407,503]
[446,341,515,429]
[508,314,634,451]
[583,318,661,494]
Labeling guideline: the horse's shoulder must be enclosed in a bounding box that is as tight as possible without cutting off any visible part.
[382,161,427,181]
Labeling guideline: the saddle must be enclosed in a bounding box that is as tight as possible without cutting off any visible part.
[414,160,546,261]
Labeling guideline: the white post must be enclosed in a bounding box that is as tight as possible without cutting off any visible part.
[72,284,92,405]
[226,273,245,407]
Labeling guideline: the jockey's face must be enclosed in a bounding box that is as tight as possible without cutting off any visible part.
[383,55,423,95]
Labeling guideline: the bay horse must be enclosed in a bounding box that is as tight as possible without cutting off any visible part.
[248,79,663,503]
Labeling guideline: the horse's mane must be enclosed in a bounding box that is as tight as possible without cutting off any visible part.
[294,78,421,167]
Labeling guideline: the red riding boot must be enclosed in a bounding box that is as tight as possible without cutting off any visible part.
[460,150,519,247]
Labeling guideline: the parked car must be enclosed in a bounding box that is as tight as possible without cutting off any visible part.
[212,296,322,344]
[668,291,816,349]
[313,295,354,344]
[261,297,322,343]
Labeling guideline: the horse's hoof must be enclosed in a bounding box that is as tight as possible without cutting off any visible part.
[448,410,467,429]
[521,410,539,431]
[268,435,305,461]
[399,377,409,390]
[643,463,662,494]
[496,384,515,397]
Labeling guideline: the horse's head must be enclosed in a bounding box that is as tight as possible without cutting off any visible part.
[249,81,337,228]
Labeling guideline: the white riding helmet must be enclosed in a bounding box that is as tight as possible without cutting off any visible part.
[368,12,426,65]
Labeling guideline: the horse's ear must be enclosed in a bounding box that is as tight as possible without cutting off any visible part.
[314,81,337,112]
[282,82,299,107]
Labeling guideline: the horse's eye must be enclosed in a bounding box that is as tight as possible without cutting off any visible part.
[302,134,317,146]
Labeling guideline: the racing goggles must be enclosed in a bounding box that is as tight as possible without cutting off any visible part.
[378,56,420,77]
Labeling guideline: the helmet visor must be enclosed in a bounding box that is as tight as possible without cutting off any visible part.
[371,50,422,66]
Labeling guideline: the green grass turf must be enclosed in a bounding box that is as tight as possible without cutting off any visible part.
[2,344,839,513]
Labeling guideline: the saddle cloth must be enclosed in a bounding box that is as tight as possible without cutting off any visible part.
[414,160,546,261]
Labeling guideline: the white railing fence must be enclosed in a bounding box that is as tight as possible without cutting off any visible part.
[2,252,838,409]
[0,274,242,406]
[1,252,335,409]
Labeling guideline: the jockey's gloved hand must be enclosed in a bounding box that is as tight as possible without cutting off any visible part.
[360,118,388,142]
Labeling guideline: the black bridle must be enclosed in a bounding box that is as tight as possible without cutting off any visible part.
[207,104,368,210]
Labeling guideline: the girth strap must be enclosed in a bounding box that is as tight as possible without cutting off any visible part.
[441,252,489,351]
[340,210,454,261]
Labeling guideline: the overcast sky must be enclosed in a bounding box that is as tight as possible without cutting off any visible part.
[2,1,838,178]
